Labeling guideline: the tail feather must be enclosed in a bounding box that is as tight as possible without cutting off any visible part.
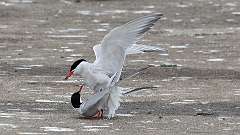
[107,86,122,118]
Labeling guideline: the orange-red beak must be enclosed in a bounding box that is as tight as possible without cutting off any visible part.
[65,70,74,80]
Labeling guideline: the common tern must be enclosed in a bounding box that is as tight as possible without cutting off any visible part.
[65,13,163,118]
[71,77,121,119]
[71,85,157,119]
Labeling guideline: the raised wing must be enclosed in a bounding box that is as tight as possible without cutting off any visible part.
[93,13,163,76]
[126,44,167,54]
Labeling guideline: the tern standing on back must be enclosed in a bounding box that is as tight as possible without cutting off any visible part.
[65,14,163,118]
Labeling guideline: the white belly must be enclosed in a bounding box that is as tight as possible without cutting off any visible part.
[84,72,110,92]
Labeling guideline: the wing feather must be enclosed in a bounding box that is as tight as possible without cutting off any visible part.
[93,14,163,76]
[126,44,167,54]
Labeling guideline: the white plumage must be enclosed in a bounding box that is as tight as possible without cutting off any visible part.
[69,14,163,118]
[93,14,163,78]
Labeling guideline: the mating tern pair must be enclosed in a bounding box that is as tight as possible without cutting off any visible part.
[65,13,163,119]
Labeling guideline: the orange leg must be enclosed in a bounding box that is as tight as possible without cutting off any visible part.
[96,111,101,118]
[92,109,104,119]
[98,109,103,118]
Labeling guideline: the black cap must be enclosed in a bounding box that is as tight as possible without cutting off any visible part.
[71,91,82,108]
[70,59,86,71]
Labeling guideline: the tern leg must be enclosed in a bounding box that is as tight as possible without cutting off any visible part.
[97,111,101,118]
[92,110,104,119]
[92,110,100,118]
[100,109,103,118]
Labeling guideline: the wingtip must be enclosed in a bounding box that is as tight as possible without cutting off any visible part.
[154,13,164,17]
[153,13,164,19]
[142,13,163,19]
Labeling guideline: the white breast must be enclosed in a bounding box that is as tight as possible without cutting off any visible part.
[81,63,111,92]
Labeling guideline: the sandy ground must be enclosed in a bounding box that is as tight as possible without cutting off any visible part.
[0,0,240,134]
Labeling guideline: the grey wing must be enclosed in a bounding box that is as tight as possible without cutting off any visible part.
[93,14,163,77]
[80,89,109,117]
[126,44,167,54]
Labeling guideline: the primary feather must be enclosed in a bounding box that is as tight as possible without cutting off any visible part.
[93,13,163,79]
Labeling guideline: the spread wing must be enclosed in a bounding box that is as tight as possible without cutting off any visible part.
[126,44,167,54]
[93,13,163,76]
